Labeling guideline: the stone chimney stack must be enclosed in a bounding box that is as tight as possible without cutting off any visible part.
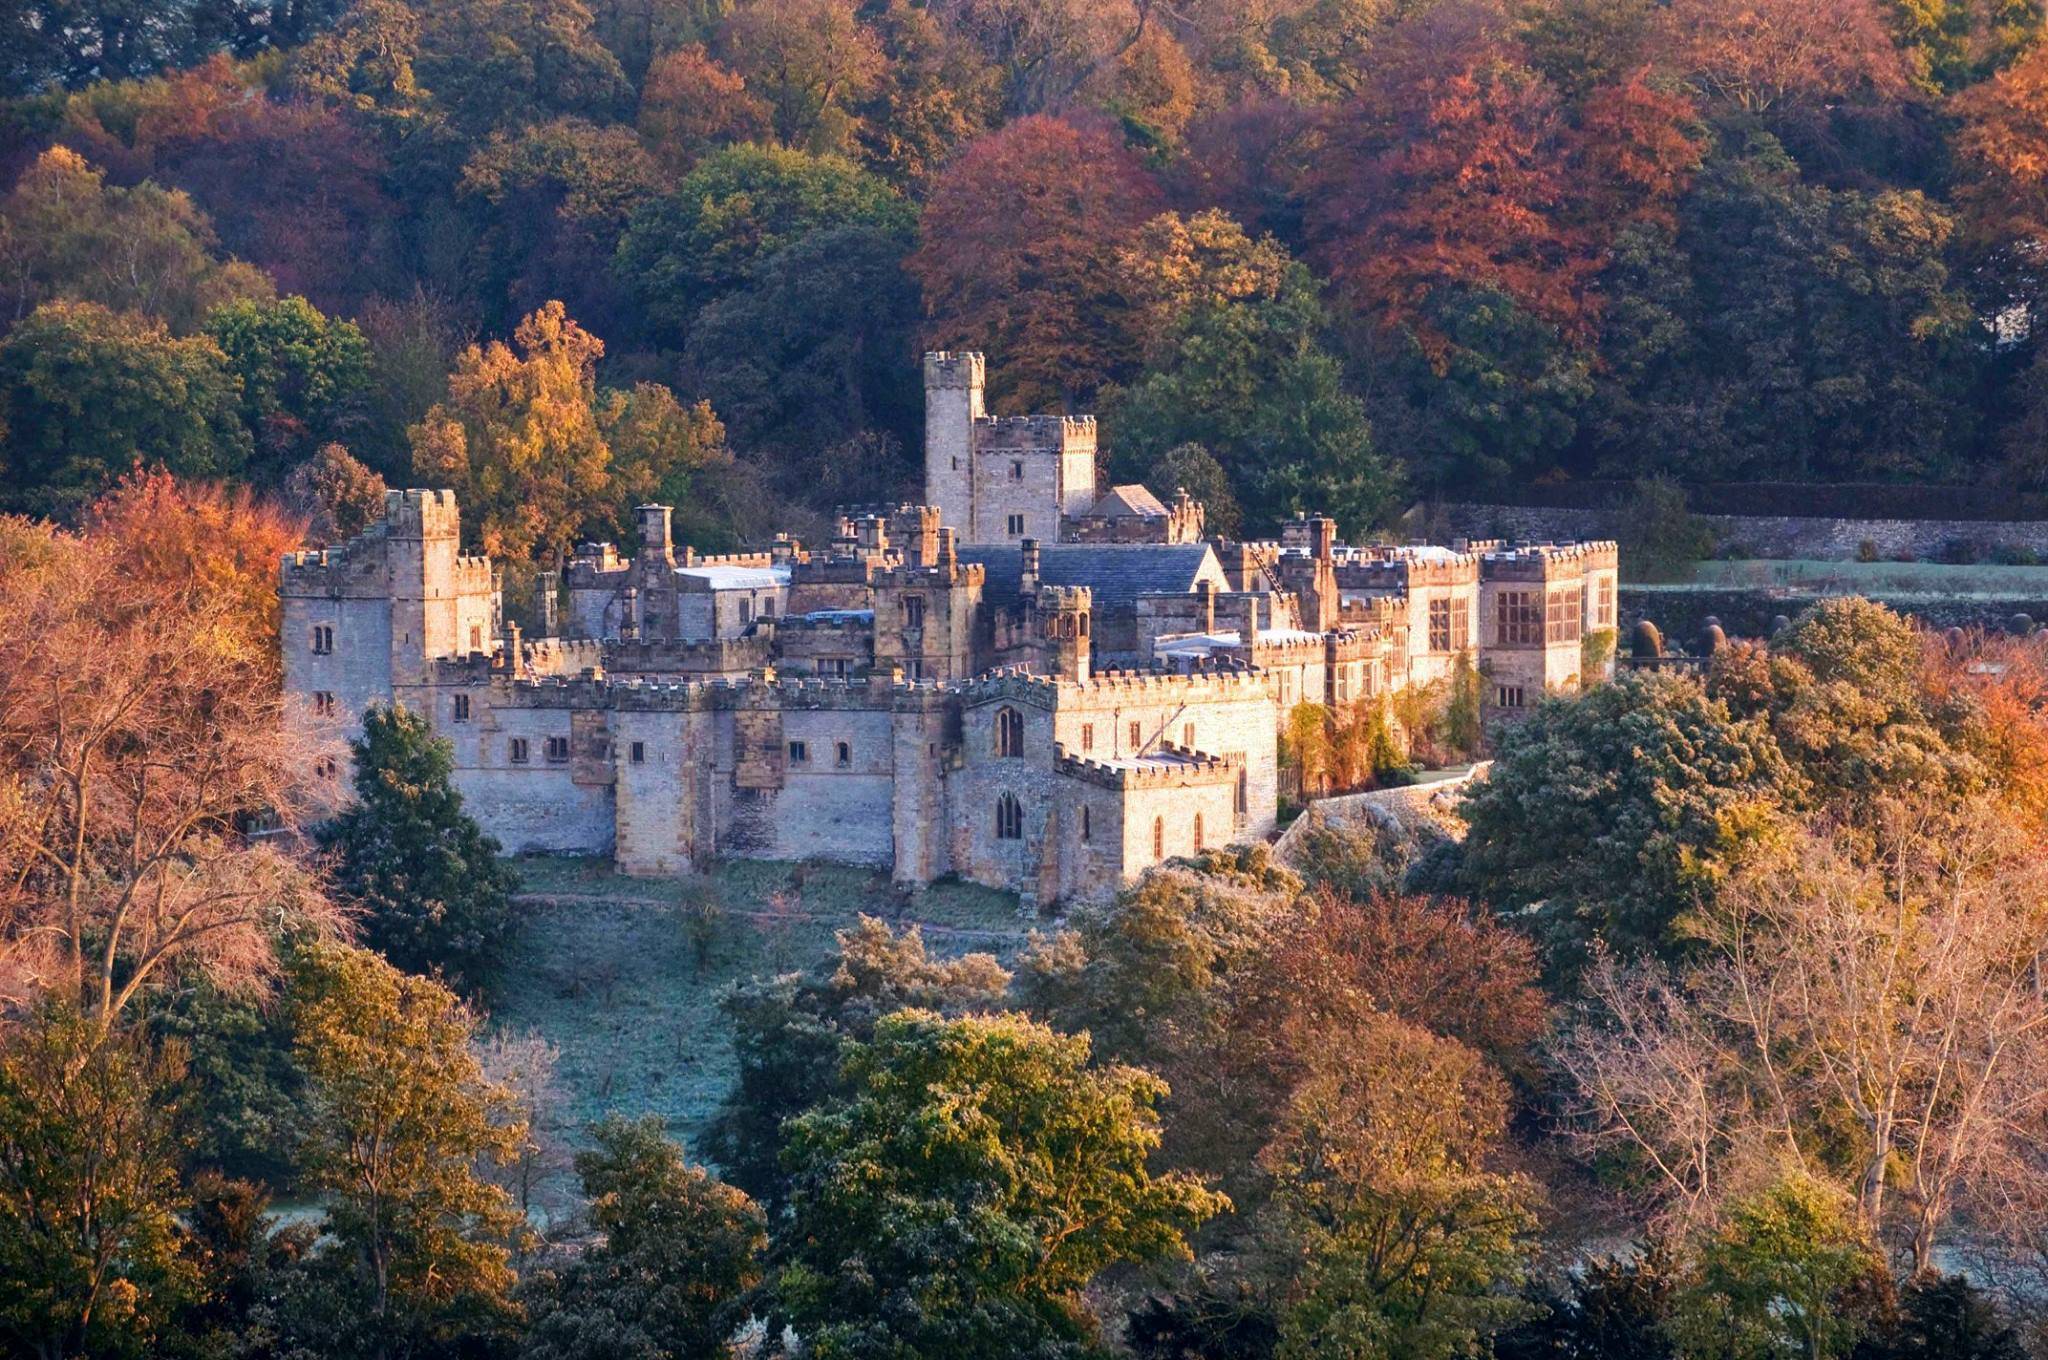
[1195,578,1216,633]
[1020,537,1042,595]
[857,515,889,555]
[938,525,958,567]
[1235,593,1260,646]
[636,505,674,566]
[503,620,524,676]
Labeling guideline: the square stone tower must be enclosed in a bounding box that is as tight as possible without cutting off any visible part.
[924,351,984,536]
[923,351,1098,544]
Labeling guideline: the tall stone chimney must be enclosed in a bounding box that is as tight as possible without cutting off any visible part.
[636,505,674,567]
[1020,537,1042,595]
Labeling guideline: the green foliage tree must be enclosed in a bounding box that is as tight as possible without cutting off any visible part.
[1592,131,1981,483]
[150,976,303,1185]
[0,300,252,515]
[324,704,519,993]
[520,1116,765,1360]
[615,144,912,341]
[1666,1174,1887,1360]
[683,221,923,476]
[1018,847,1301,1063]
[203,294,374,486]
[1615,477,1715,583]
[1456,669,1796,961]
[1104,212,1396,536]
[1363,284,1594,491]
[772,1008,1227,1358]
[1260,1013,1541,1360]
[0,146,272,330]
[1146,441,1242,538]
[457,115,662,332]
[704,915,1010,1205]
[287,940,526,1355]
[0,1008,196,1360]
[413,0,632,135]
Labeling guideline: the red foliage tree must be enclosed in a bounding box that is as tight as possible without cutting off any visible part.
[909,113,1162,411]
[1305,7,1699,360]
[1655,0,1910,115]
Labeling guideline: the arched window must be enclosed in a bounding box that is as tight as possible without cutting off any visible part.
[1153,816,1165,859]
[995,706,1024,758]
[1192,814,1204,852]
[996,792,1023,840]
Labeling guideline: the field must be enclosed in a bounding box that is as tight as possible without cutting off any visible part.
[485,855,1033,1207]
[1650,558,2048,599]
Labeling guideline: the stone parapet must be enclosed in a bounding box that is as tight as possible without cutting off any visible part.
[1055,741,1242,790]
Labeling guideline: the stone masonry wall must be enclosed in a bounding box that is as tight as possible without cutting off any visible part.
[1435,503,2048,562]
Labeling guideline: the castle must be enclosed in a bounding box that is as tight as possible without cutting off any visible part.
[281,353,1618,904]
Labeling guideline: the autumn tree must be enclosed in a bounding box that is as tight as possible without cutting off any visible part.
[324,705,520,994]
[1655,0,1910,115]
[1258,1013,1542,1360]
[408,300,613,565]
[853,0,1000,184]
[1555,796,2048,1270]
[0,146,270,331]
[927,0,1152,115]
[0,487,340,1027]
[288,941,527,1353]
[772,1008,1226,1357]
[705,915,1010,1205]
[1306,13,1699,362]
[909,114,1163,411]
[715,0,885,155]
[283,443,390,544]
[0,1008,196,1360]
[635,44,770,174]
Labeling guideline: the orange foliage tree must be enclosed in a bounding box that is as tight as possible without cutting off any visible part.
[636,45,772,174]
[0,474,341,1029]
[1952,42,2048,249]
[909,113,1162,410]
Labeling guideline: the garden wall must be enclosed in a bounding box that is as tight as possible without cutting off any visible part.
[1431,503,2048,563]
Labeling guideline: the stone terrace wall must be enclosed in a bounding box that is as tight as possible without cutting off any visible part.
[1273,762,1491,861]
[1434,504,2048,562]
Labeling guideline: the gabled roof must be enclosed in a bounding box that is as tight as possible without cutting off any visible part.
[957,543,1225,609]
[1085,484,1171,519]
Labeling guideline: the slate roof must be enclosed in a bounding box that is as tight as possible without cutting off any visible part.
[1085,484,1170,518]
[957,543,1223,608]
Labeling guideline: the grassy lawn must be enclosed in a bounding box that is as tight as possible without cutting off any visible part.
[1648,559,2048,599]
[485,855,1032,1205]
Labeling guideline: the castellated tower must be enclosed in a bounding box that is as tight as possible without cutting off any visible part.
[924,352,983,536]
[923,350,1098,545]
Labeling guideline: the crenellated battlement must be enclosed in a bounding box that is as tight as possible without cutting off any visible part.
[1479,540,1619,581]
[977,414,1097,448]
[924,351,985,390]
[1055,740,1243,789]
[381,488,461,540]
